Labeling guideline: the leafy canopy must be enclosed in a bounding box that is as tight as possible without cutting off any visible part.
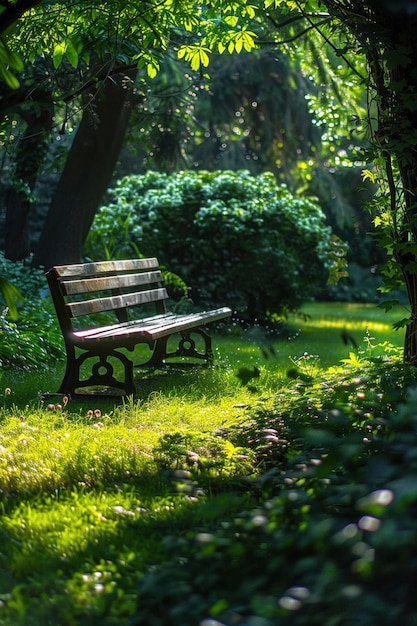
[1,0,258,87]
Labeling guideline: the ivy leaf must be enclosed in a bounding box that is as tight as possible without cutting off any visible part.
[383,48,410,69]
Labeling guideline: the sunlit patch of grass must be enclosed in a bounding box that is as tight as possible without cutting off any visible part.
[302,316,392,332]
[297,301,407,336]
[2,488,188,575]
[0,382,257,498]
[288,302,405,368]
[211,302,405,376]
[0,411,153,496]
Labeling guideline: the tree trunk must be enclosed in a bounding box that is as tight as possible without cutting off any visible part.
[4,188,31,260]
[393,50,417,364]
[33,73,136,270]
[4,104,53,260]
[365,8,417,364]
[403,276,417,365]
[400,161,417,364]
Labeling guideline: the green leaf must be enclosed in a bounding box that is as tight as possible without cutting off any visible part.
[340,352,362,367]
[362,169,377,183]
[65,41,79,69]
[178,45,211,71]
[383,48,410,69]
[0,66,20,89]
[224,15,238,27]
[392,317,412,331]
[377,300,399,312]
[0,38,22,88]
[0,277,23,321]
[147,60,159,78]
[53,43,66,69]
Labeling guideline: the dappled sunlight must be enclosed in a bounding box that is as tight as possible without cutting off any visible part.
[290,302,405,358]
[301,316,393,332]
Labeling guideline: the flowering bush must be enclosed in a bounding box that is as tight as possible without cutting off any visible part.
[86,170,347,319]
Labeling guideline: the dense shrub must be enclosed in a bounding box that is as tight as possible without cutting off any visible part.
[0,253,64,368]
[85,170,347,320]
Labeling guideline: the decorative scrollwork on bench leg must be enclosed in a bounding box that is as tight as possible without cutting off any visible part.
[58,348,135,395]
[176,329,214,362]
[144,328,214,365]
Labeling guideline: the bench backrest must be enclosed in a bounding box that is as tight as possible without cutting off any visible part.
[46,258,168,336]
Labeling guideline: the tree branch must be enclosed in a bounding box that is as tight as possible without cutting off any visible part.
[62,63,140,103]
[258,19,332,46]
[294,0,366,81]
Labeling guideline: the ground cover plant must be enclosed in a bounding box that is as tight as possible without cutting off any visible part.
[0,303,415,625]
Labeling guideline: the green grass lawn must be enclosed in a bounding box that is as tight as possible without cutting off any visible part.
[0,301,410,625]
[287,301,405,364]
[213,300,405,376]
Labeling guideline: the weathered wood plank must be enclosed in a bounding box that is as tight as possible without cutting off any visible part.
[62,270,164,295]
[73,313,176,338]
[66,287,168,317]
[75,307,231,339]
[54,257,160,279]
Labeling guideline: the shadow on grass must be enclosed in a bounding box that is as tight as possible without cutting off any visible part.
[2,360,228,413]
[0,463,254,626]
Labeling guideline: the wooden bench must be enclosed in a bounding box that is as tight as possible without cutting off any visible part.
[46,258,231,396]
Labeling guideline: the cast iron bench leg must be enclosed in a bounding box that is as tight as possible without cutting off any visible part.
[59,347,135,395]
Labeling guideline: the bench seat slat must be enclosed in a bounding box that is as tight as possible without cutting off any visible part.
[73,308,231,342]
[73,313,175,338]
[62,270,164,295]
[120,308,232,341]
[66,287,168,317]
